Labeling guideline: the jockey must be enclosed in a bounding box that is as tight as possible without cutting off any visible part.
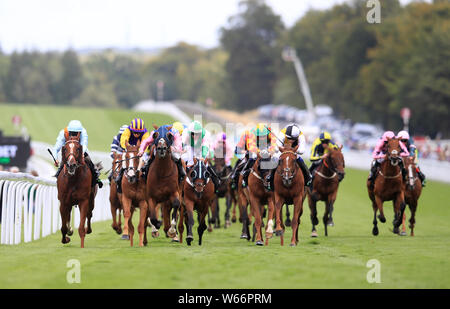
[368,131,409,189]
[110,125,129,159]
[309,131,339,177]
[138,123,186,183]
[240,123,278,191]
[397,130,426,186]
[230,128,252,189]
[211,132,234,168]
[271,123,312,188]
[172,121,186,139]
[115,118,150,192]
[52,120,103,188]
[181,120,221,192]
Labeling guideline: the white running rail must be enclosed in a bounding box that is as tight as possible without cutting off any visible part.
[0,171,111,245]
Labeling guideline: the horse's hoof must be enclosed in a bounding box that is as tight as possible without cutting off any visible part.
[378,215,386,223]
[256,240,264,246]
[393,227,400,234]
[372,227,379,236]
[311,231,318,238]
[67,229,73,236]
[186,236,193,246]
[327,221,334,227]
[62,236,71,244]
[238,218,242,223]
[121,234,130,240]
[399,231,407,236]
[86,227,92,234]
[168,229,177,238]
[152,231,159,238]
[240,234,248,239]
[207,227,213,233]
[172,236,180,243]
[290,243,296,247]
[225,220,231,228]
[265,232,273,239]
[232,217,237,223]
[285,219,291,227]
[275,230,283,237]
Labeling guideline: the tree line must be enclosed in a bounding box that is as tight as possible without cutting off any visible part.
[0,0,448,137]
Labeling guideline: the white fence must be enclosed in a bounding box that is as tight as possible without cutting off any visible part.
[0,171,111,245]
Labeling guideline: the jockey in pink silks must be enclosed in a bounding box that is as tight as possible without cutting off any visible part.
[368,131,409,188]
[212,132,234,168]
[137,124,185,182]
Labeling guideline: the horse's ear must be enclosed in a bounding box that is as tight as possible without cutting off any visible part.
[153,124,159,130]
[339,144,343,151]
[293,144,299,153]
[152,131,159,139]
[279,146,285,153]
[193,157,198,165]
[166,125,172,131]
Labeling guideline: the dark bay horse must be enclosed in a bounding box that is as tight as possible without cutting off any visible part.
[120,142,150,247]
[307,146,345,237]
[367,138,406,236]
[179,158,215,246]
[401,156,422,236]
[146,125,181,241]
[212,146,234,229]
[57,137,97,248]
[109,152,123,235]
[273,145,306,246]
[246,154,275,246]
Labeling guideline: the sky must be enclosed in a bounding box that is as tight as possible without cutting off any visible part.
[0,0,430,53]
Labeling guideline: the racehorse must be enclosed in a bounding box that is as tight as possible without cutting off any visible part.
[245,154,275,246]
[307,146,345,237]
[273,144,306,246]
[109,152,123,235]
[57,137,97,248]
[178,158,215,246]
[367,138,406,236]
[120,142,150,247]
[212,147,234,228]
[146,125,181,241]
[401,156,422,236]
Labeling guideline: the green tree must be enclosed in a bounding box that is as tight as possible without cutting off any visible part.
[220,0,285,111]
[55,49,84,104]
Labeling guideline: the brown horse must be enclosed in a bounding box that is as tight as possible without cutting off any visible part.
[57,137,97,248]
[401,156,422,236]
[179,158,215,246]
[211,147,234,229]
[146,125,181,241]
[368,138,406,236]
[308,146,345,237]
[109,152,123,235]
[245,154,275,246]
[120,142,150,247]
[273,145,306,246]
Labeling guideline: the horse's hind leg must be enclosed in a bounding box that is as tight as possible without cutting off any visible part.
[308,194,319,237]
[372,200,379,236]
[78,200,89,248]
[198,206,208,246]
[168,196,180,238]
[138,201,148,247]
[225,194,232,228]
[285,204,291,227]
[393,193,406,234]
[214,198,220,228]
[86,195,94,234]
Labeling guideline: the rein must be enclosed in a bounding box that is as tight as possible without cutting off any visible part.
[378,170,402,179]
[316,155,337,179]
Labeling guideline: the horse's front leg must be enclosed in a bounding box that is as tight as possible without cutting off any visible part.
[168,194,181,238]
[59,202,71,244]
[265,196,275,246]
[249,194,263,246]
[198,203,209,246]
[138,200,148,247]
[78,199,89,248]
[122,197,132,242]
[290,194,304,246]
[184,199,195,246]
[393,192,406,234]
[308,193,319,237]
[273,193,284,237]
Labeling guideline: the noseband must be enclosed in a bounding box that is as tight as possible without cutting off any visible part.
[63,140,82,176]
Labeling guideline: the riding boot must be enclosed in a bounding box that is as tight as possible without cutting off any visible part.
[231,158,246,189]
[296,157,312,187]
[207,165,221,193]
[417,167,426,187]
[241,158,255,188]
[399,159,407,181]
[115,168,124,193]
[85,154,103,189]
[176,158,186,183]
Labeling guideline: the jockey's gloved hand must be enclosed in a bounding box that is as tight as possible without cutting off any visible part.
[55,160,59,167]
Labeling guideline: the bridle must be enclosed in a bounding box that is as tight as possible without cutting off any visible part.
[62,139,83,176]
[186,160,211,197]
[276,150,297,186]
[123,148,140,184]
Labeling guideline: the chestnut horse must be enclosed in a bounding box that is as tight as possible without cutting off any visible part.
[307,146,345,237]
[367,138,406,236]
[179,158,215,246]
[401,156,422,236]
[120,142,153,247]
[57,137,97,248]
[245,154,275,246]
[146,125,181,241]
[109,152,123,235]
[273,144,306,246]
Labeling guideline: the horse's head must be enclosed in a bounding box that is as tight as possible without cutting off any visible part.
[403,156,417,190]
[112,152,122,179]
[153,125,173,158]
[62,137,83,176]
[386,138,402,167]
[123,141,140,184]
[278,145,299,187]
[188,158,211,198]
[326,145,346,181]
